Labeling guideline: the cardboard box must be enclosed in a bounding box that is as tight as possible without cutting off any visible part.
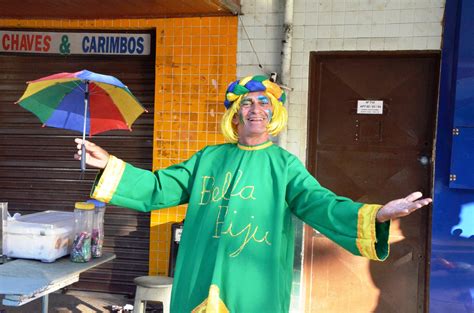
[4,210,75,262]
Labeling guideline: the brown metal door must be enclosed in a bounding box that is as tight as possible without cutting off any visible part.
[0,46,154,294]
[304,52,439,313]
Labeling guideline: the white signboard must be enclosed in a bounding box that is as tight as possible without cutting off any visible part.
[0,30,151,55]
[174,228,183,243]
[357,100,384,114]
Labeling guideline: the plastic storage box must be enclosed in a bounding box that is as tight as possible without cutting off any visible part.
[3,210,75,262]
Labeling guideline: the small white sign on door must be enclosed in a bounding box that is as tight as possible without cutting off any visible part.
[357,100,384,114]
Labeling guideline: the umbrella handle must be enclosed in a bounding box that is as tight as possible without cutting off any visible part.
[80,80,89,173]
[81,144,86,172]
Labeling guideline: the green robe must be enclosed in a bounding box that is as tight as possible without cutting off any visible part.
[91,141,390,313]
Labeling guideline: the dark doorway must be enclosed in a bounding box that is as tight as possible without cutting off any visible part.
[303,51,439,312]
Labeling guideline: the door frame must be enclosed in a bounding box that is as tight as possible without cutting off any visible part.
[303,50,440,312]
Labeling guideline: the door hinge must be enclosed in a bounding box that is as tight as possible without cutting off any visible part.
[449,174,457,181]
[453,128,460,135]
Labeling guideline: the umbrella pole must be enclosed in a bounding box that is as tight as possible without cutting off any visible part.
[81,80,89,172]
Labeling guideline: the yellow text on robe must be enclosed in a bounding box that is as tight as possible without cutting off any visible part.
[215,209,271,257]
[199,170,256,205]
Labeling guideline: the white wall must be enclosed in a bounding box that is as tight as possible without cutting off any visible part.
[237,0,445,311]
[238,0,445,162]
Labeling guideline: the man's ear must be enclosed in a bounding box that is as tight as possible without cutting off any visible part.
[232,113,239,125]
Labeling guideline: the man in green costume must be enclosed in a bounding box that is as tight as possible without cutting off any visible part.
[75,75,432,313]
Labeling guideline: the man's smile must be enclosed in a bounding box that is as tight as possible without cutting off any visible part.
[247,116,266,122]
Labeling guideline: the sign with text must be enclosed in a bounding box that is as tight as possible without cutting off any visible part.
[357,100,384,114]
[0,30,151,55]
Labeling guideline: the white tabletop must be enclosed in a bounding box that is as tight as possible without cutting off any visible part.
[0,252,115,306]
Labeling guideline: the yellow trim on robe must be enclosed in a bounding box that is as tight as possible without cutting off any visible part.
[237,141,273,151]
[91,155,126,202]
[192,285,230,313]
[356,204,383,260]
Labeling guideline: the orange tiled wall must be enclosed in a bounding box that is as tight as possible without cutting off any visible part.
[0,16,238,276]
[151,17,237,275]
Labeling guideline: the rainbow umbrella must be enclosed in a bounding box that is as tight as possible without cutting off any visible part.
[16,69,147,171]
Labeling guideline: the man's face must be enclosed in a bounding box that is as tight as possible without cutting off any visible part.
[232,91,273,142]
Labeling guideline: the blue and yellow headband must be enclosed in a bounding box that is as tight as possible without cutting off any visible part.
[224,75,286,109]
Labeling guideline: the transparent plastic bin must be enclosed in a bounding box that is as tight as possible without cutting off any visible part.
[3,210,75,263]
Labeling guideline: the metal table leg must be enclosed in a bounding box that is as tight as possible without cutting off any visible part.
[42,294,49,313]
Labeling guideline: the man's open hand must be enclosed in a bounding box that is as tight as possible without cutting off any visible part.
[377,192,432,223]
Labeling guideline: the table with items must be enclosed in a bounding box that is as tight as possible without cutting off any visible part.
[0,202,112,313]
[0,252,115,312]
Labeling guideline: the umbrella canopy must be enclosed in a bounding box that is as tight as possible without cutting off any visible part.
[16,69,146,136]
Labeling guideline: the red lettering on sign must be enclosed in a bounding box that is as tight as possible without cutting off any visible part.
[43,35,51,52]
[34,36,41,51]
[20,35,27,50]
[27,35,35,50]
[2,34,9,50]
[11,34,19,50]
[19,35,42,51]
[2,33,52,52]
